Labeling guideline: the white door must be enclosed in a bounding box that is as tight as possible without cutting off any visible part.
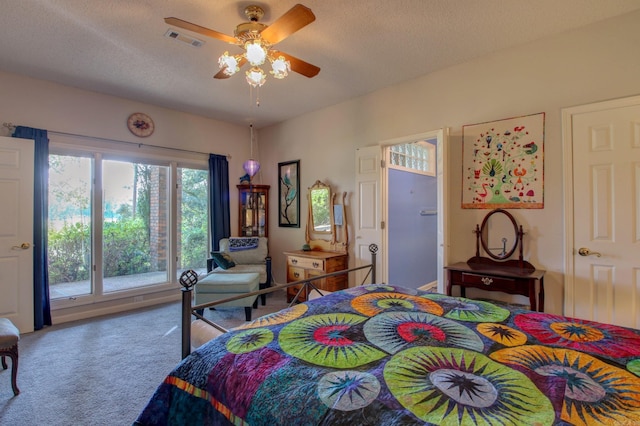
[0,136,34,333]
[355,145,383,284]
[563,95,640,328]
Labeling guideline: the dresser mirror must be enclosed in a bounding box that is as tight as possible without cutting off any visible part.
[310,182,331,233]
[480,208,519,260]
[305,180,348,253]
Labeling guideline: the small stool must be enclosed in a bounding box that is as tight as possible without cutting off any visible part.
[0,318,20,396]
[195,272,260,321]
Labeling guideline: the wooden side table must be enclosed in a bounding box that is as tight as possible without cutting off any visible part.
[445,261,545,312]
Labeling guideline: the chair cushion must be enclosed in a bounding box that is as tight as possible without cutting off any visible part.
[219,237,267,265]
[0,318,20,347]
[197,272,260,294]
[210,251,236,270]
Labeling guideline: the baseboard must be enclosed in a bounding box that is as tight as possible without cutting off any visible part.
[51,293,181,325]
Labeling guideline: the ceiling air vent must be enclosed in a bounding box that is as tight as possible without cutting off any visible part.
[164,29,205,47]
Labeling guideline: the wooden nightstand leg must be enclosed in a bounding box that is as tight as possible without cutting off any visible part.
[538,277,545,312]
[529,280,537,312]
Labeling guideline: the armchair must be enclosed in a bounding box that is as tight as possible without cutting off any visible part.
[206,237,272,305]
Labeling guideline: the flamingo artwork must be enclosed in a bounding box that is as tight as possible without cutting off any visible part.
[477,182,490,204]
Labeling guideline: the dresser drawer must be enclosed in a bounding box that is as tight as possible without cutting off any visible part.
[287,266,306,282]
[287,256,325,271]
[461,272,518,292]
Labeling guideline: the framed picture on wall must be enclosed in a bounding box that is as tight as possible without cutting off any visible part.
[278,160,300,227]
[462,112,545,209]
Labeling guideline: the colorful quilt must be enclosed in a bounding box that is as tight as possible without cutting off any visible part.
[135,285,640,425]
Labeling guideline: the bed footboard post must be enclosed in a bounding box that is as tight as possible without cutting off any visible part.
[181,287,192,359]
[179,270,199,359]
[369,244,378,284]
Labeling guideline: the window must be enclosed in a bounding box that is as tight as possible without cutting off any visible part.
[388,141,436,176]
[48,137,209,306]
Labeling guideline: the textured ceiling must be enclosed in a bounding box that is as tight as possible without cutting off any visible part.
[1,0,639,128]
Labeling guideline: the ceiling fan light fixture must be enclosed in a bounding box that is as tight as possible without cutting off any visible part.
[244,40,267,66]
[218,52,240,76]
[246,67,266,87]
[166,4,319,88]
[270,56,291,79]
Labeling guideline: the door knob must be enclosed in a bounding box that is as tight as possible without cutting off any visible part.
[578,247,601,257]
[11,242,31,250]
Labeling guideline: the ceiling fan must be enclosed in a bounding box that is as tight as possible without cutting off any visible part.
[165,4,320,87]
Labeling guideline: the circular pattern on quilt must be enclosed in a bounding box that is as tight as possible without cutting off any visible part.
[237,303,308,329]
[514,313,640,358]
[226,328,273,354]
[317,371,381,411]
[477,323,528,347]
[628,359,640,377]
[384,346,554,425]
[279,313,386,368]
[423,293,511,323]
[490,345,640,425]
[351,292,443,317]
[363,311,484,354]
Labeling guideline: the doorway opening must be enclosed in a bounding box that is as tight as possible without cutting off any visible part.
[385,139,438,290]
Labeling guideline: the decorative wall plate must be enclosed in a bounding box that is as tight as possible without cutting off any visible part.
[127,112,154,137]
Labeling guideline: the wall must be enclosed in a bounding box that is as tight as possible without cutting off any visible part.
[259,10,640,315]
[388,168,437,288]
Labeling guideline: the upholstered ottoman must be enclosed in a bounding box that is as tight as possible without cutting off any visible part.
[194,272,260,321]
[0,318,20,395]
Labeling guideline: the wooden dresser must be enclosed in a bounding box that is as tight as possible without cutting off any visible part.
[284,250,348,302]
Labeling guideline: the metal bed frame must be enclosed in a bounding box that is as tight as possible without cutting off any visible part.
[179,244,378,358]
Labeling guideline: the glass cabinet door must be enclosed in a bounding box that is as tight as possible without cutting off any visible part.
[238,184,269,237]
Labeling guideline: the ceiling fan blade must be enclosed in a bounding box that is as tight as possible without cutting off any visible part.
[214,57,247,79]
[260,4,315,45]
[164,17,237,44]
[272,51,320,78]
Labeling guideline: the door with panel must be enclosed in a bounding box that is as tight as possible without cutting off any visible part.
[564,96,640,328]
[0,136,34,333]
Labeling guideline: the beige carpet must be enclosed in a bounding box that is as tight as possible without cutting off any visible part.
[0,288,289,425]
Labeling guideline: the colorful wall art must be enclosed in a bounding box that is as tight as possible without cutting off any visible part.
[462,113,544,209]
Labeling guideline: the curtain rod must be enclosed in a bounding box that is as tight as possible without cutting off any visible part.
[2,122,231,159]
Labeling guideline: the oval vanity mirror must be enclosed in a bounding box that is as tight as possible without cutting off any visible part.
[480,209,518,260]
[310,182,331,233]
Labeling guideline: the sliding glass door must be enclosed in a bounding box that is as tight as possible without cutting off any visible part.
[48,152,208,303]
[48,154,93,298]
[102,159,169,293]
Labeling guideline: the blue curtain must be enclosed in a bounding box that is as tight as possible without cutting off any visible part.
[208,154,230,251]
[13,126,52,330]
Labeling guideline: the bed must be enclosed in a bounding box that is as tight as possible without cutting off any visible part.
[135,283,640,425]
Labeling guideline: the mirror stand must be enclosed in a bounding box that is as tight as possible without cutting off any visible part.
[445,208,546,311]
[467,209,534,273]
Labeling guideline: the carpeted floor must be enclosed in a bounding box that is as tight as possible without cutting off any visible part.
[0,288,290,425]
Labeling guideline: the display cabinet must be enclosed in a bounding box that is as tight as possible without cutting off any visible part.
[238,184,269,237]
